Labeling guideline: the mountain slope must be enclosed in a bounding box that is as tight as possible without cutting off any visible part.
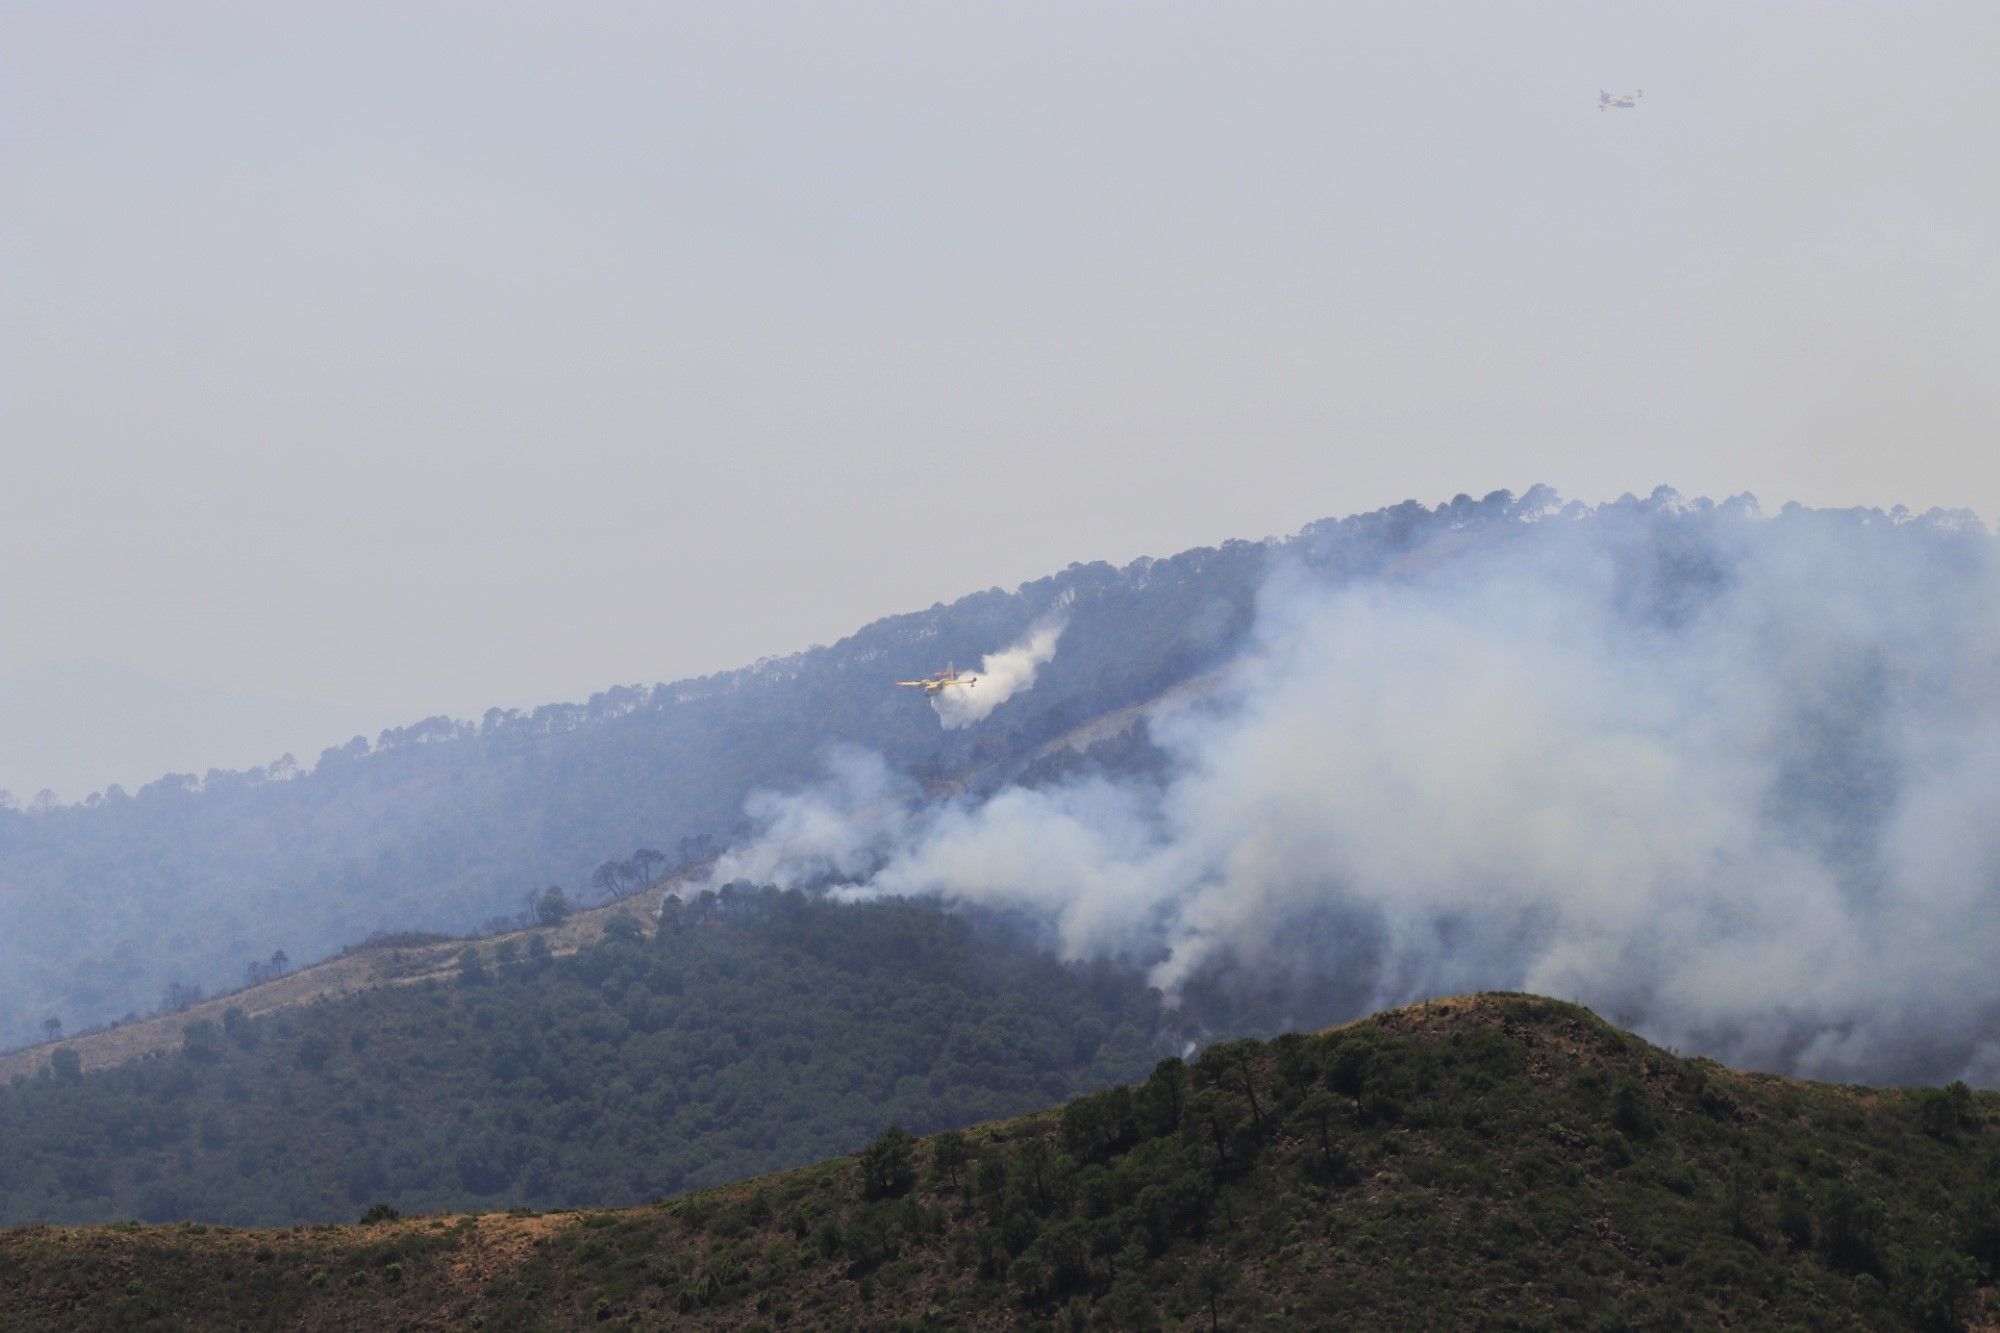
[3,995,1994,1330]
[0,526,1275,1048]
[12,485,1995,1092]
[0,890,1166,1227]
[0,878,674,1085]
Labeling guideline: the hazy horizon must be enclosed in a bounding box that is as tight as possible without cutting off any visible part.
[7,1,1998,796]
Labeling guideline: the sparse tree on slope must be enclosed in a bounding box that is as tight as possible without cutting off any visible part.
[859,1126,918,1199]
[591,860,632,903]
[534,885,570,926]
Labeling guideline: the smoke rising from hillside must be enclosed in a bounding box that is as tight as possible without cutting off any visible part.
[931,616,1067,729]
[706,747,922,890]
[715,493,2000,1086]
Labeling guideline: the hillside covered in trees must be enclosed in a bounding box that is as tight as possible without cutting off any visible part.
[0,497,1287,1049]
[4,995,1995,1330]
[9,486,1995,1096]
[0,892,1165,1227]
[0,487,1685,1049]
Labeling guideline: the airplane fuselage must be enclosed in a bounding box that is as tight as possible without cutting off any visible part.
[898,665,977,696]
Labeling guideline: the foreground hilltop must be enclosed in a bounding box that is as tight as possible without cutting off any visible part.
[4,995,1995,1330]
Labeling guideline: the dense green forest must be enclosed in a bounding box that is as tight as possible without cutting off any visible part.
[0,892,1166,1227]
[4,995,1995,1330]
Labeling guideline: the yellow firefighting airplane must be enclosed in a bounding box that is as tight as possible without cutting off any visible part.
[897,664,977,696]
[1599,88,1643,110]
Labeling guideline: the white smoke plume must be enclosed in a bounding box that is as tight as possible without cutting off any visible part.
[717,493,2000,1086]
[703,747,921,890]
[930,614,1067,729]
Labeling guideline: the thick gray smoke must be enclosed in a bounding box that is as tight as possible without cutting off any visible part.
[715,492,2000,1086]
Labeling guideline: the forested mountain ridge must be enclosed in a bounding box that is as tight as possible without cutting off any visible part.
[12,484,1984,1077]
[0,889,1168,1227]
[0,488,1516,1050]
[4,994,1995,1330]
[0,517,1271,1049]
[0,878,666,1084]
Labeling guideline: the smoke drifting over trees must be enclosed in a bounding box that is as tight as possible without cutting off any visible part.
[714,489,2000,1086]
[0,522,1260,1047]
[9,485,1996,1087]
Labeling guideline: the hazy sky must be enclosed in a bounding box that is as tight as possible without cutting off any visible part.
[4,2,1998,797]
